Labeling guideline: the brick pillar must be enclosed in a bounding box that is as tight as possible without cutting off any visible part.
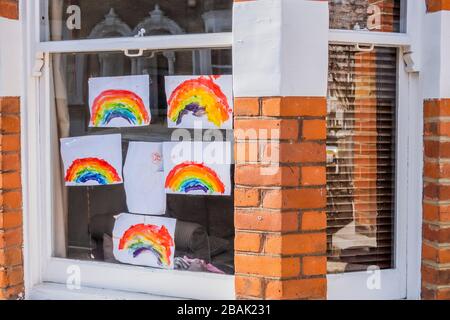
[234,97,327,299]
[232,0,329,301]
[422,0,450,300]
[0,97,23,300]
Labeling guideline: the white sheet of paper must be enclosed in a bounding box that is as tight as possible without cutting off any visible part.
[89,75,151,128]
[165,75,233,129]
[124,142,166,215]
[60,134,123,187]
[163,141,232,196]
[112,213,176,269]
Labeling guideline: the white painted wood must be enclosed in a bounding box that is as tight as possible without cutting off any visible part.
[29,283,181,300]
[44,258,234,300]
[233,0,329,97]
[423,10,450,99]
[0,17,22,96]
[37,33,232,53]
[329,29,411,47]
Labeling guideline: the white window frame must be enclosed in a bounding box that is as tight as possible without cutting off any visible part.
[22,1,235,300]
[326,0,424,300]
[21,0,423,300]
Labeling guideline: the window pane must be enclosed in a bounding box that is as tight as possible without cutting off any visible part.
[329,0,403,32]
[43,0,232,41]
[52,48,235,275]
[327,45,396,273]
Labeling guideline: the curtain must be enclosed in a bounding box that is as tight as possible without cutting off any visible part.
[50,0,70,258]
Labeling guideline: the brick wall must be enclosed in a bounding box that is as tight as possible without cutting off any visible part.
[0,97,23,300]
[423,99,450,300]
[422,0,450,301]
[234,97,327,299]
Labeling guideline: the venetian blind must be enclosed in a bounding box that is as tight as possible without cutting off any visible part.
[326,45,397,273]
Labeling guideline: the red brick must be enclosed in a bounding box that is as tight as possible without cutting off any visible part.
[1,172,21,189]
[1,153,20,171]
[422,264,450,286]
[301,211,326,231]
[423,223,450,243]
[302,256,327,276]
[235,209,298,232]
[262,97,327,117]
[235,276,263,298]
[0,97,20,114]
[0,284,24,300]
[264,233,326,255]
[263,188,326,209]
[424,161,450,179]
[0,228,22,249]
[0,0,18,20]
[235,119,299,140]
[0,247,22,266]
[0,266,23,288]
[426,0,450,13]
[424,182,450,201]
[423,202,450,223]
[302,119,326,140]
[265,278,326,300]
[2,191,22,211]
[235,188,260,207]
[301,166,326,186]
[1,115,20,134]
[234,142,259,163]
[0,212,22,229]
[235,254,301,278]
[262,142,326,164]
[234,98,260,116]
[235,232,262,253]
[1,134,20,152]
[236,165,299,187]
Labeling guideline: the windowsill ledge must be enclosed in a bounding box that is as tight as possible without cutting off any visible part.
[27,283,185,300]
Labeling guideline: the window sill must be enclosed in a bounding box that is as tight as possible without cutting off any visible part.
[27,283,185,300]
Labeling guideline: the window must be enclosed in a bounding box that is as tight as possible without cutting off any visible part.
[30,0,235,299]
[327,45,397,274]
[329,0,404,32]
[43,0,232,41]
[326,0,421,300]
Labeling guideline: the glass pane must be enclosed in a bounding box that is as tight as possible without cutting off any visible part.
[326,45,396,273]
[329,0,403,32]
[52,48,235,275]
[43,0,233,41]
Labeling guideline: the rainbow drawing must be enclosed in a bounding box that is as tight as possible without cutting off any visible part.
[65,157,122,185]
[119,223,174,267]
[90,89,150,127]
[165,161,225,194]
[167,76,232,128]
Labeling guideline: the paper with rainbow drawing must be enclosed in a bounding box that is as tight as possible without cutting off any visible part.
[165,75,233,130]
[88,75,151,128]
[112,213,176,269]
[60,134,123,187]
[163,141,232,196]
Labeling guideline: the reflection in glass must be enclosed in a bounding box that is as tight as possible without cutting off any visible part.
[44,0,233,41]
[327,45,396,273]
[329,0,402,32]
